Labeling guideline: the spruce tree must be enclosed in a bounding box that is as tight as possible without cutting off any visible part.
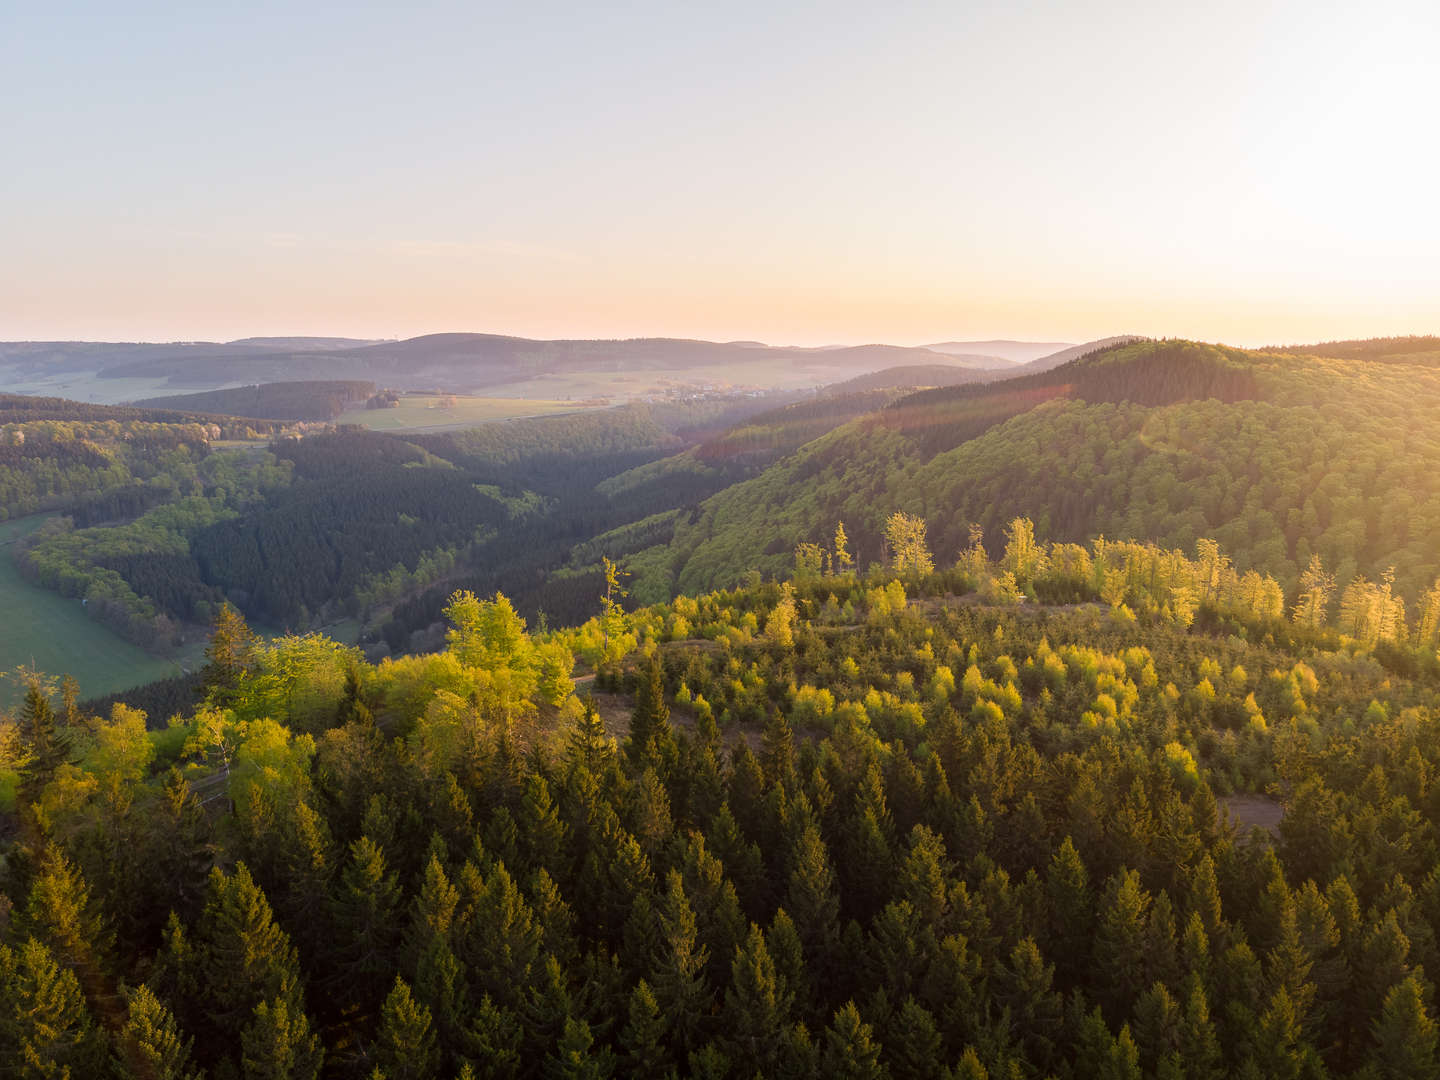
[115,984,202,1080]
[723,924,792,1075]
[240,996,323,1080]
[0,937,108,1079]
[374,977,439,1080]
[627,654,672,769]
[330,836,403,1006]
[619,980,672,1076]
[821,1001,887,1080]
[1373,975,1440,1080]
[196,863,306,1041]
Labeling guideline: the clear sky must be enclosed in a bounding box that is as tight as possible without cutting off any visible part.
[3,0,1437,347]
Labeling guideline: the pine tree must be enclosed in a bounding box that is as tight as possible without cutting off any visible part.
[519,774,567,876]
[566,695,612,774]
[627,654,672,768]
[240,996,323,1080]
[17,674,69,789]
[374,977,439,1080]
[0,937,108,1079]
[405,854,460,971]
[723,924,792,1075]
[22,844,111,971]
[1373,975,1440,1080]
[884,996,941,1079]
[115,984,202,1080]
[196,863,306,1041]
[1045,836,1092,986]
[761,708,798,790]
[330,835,402,1005]
[619,980,671,1076]
[821,1001,887,1080]
[787,824,841,969]
[898,824,950,928]
[545,1017,615,1080]
[203,603,257,706]
[1094,868,1151,1022]
[649,869,711,1055]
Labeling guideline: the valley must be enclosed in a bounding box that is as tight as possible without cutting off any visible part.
[5,333,1440,1079]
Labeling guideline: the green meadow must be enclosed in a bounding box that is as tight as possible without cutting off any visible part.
[0,515,187,707]
[334,394,584,432]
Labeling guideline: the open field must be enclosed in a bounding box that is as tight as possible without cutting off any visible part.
[487,360,869,401]
[334,394,586,432]
[0,515,190,707]
[0,365,246,405]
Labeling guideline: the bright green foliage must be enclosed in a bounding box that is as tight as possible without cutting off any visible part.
[0,937,107,1079]
[12,527,1440,1078]
[885,512,933,576]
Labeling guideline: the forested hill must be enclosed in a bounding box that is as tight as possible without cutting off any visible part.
[133,380,377,421]
[1261,336,1440,365]
[5,535,1440,1077]
[76,334,1000,388]
[821,365,991,395]
[599,339,1440,603]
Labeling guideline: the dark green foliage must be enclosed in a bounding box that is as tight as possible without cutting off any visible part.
[10,556,1440,1078]
[133,381,377,421]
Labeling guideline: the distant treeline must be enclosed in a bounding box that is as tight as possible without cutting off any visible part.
[134,380,378,421]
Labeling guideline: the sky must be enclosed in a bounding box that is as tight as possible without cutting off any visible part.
[3,0,1438,348]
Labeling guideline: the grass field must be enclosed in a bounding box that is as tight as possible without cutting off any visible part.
[489,361,856,401]
[334,395,586,432]
[0,515,189,707]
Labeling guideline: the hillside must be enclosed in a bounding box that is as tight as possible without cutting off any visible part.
[133,380,377,420]
[1004,335,1149,375]
[598,339,1440,605]
[924,339,1070,363]
[1262,335,1440,365]
[821,364,992,395]
[4,540,1440,1078]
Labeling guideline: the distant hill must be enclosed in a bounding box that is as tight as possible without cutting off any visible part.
[133,380,377,420]
[598,337,1440,605]
[1263,335,1440,365]
[71,333,978,388]
[924,340,1072,364]
[1005,335,1149,374]
[0,337,380,375]
[821,364,991,395]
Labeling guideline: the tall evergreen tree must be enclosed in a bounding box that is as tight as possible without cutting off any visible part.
[115,984,202,1080]
[374,977,440,1080]
[627,654,672,768]
[0,938,107,1080]
[239,996,323,1080]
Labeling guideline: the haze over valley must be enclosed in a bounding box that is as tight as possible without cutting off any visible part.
[5,1,1440,1077]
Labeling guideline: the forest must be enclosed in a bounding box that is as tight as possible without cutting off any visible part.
[133,382,379,422]
[4,516,1440,1077]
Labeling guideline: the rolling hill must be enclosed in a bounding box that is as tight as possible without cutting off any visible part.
[924,339,1072,363]
[132,380,377,420]
[590,338,1440,605]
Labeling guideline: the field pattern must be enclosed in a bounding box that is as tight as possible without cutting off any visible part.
[0,515,186,705]
[333,394,584,431]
